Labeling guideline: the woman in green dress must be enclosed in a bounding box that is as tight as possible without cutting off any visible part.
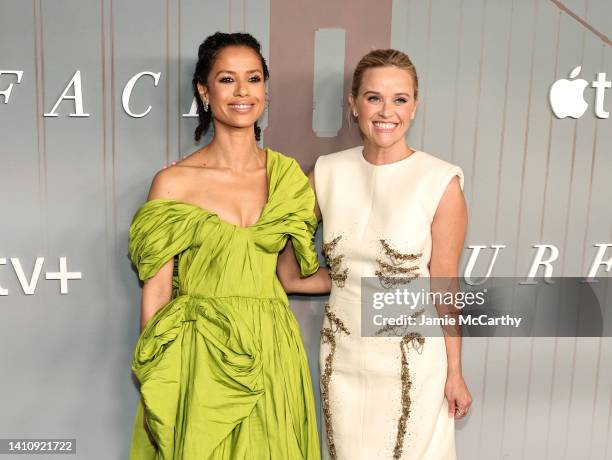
[128,32,329,459]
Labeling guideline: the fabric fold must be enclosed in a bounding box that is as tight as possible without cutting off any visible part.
[132,295,265,459]
[128,201,208,281]
[252,156,320,276]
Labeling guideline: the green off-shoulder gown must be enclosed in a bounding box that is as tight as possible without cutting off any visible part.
[128,149,321,460]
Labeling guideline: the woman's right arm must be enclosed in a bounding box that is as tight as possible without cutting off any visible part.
[140,261,173,331]
[138,168,180,332]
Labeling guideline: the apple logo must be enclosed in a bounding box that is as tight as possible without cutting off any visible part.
[549,66,589,119]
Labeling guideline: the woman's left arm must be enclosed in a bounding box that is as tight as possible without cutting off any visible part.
[430,175,472,420]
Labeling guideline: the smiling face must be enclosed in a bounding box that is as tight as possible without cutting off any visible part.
[349,65,418,149]
[197,45,266,133]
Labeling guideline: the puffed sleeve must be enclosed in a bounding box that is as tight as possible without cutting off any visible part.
[128,200,200,281]
[252,155,320,277]
[287,168,320,277]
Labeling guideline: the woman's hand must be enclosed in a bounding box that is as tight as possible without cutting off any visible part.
[445,372,472,420]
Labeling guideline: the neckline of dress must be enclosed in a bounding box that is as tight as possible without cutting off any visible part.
[146,147,274,230]
[359,147,421,168]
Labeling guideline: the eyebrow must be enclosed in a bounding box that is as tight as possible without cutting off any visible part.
[214,69,263,76]
[363,90,411,97]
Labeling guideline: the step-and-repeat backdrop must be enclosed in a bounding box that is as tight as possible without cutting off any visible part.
[1,0,611,458]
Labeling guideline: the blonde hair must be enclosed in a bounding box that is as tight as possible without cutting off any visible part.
[350,49,419,99]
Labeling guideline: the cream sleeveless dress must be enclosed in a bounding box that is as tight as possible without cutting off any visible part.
[314,146,464,460]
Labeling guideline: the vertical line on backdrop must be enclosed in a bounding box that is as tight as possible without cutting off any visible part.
[605,387,612,459]
[538,11,561,265]
[603,279,612,456]
[449,0,464,164]
[100,0,107,261]
[518,7,561,459]
[110,0,117,241]
[492,1,515,240]
[473,1,490,454]
[580,51,604,275]
[558,1,589,453]
[502,1,539,452]
[99,0,111,314]
[419,0,433,150]
[33,0,42,245]
[588,332,605,457]
[38,0,47,206]
[513,0,539,452]
[467,0,488,203]
[177,0,182,157]
[585,42,605,460]
[33,0,48,253]
[493,2,515,454]
[540,9,563,456]
[588,247,609,457]
[166,0,170,165]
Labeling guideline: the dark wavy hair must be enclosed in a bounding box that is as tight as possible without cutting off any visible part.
[192,32,269,143]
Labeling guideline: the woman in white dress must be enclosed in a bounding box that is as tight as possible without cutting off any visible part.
[279,48,472,459]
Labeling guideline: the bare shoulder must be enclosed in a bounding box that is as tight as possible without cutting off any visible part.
[147,164,191,200]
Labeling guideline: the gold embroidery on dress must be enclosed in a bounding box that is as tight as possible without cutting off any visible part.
[320,302,350,460]
[322,235,349,288]
[394,332,425,460]
[381,239,421,265]
[374,240,426,458]
[375,240,422,288]
[375,259,420,288]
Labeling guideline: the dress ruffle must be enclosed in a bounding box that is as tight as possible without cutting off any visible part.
[128,202,204,282]
[128,153,319,281]
[132,295,265,458]
[251,154,319,276]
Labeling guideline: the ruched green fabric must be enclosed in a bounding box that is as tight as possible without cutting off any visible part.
[128,149,320,460]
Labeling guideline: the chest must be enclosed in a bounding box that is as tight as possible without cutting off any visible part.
[184,168,268,228]
[320,167,432,248]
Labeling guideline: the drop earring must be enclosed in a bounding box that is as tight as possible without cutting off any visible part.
[203,100,209,112]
